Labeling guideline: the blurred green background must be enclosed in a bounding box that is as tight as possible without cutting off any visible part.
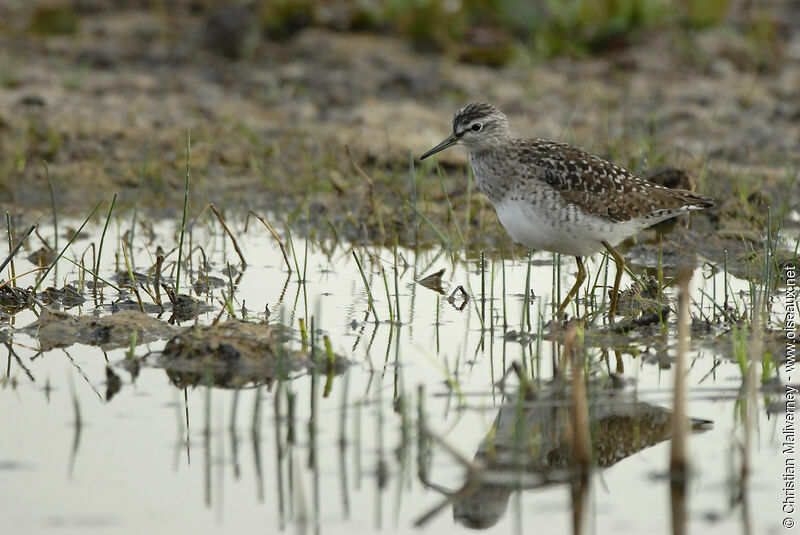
[10,0,783,66]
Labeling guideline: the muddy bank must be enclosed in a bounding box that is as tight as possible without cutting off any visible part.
[17,305,343,390]
[0,3,797,276]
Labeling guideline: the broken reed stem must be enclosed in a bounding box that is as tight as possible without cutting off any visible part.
[345,145,385,237]
[95,193,117,293]
[210,204,247,267]
[564,323,591,470]
[33,200,102,293]
[670,270,691,476]
[176,130,191,295]
[247,211,292,273]
[669,270,693,535]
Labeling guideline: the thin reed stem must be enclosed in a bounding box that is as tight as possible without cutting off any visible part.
[95,193,117,293]
[353,250,379,323]
[34,200,102,293]
[44,161,58,252]
[176,130,191,295]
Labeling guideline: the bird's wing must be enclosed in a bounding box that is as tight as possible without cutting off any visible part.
[518,139,712,222]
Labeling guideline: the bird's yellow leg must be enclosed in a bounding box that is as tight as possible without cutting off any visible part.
[556,256,586,316]
[602,241,626,319]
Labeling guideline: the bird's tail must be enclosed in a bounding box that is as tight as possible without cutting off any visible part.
[681,191,715,210]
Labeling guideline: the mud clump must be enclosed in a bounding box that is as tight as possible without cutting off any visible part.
[23,308,178,351]
[40,285,85,308]
[161,320,343,389]
[0,285,34,315]
[160,286,204,322]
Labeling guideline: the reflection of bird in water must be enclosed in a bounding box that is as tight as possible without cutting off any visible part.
[417,382,712,530]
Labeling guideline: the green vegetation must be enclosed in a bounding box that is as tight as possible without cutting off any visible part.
[259,0,732,61]
[10,0,778,72]
[28,5,79,36]
[260,0,314,40]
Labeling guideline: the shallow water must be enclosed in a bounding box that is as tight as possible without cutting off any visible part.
[1,217,795,535]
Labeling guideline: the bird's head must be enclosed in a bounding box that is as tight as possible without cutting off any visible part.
[421,102,510,160]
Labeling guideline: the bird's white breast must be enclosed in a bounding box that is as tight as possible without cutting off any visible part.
[493,197,638,257]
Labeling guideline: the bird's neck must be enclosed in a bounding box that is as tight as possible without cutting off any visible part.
[464,138,507,158]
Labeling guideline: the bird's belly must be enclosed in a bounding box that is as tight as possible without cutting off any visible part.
[493,199,634,257]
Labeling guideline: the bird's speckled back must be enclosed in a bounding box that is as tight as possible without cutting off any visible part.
[425,102,713,256]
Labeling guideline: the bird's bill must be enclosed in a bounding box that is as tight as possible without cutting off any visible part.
[420,134,458,160]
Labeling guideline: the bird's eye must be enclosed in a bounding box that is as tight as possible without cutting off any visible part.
[471,123,483,132]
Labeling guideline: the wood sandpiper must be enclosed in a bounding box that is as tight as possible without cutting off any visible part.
[420,102,714,317]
